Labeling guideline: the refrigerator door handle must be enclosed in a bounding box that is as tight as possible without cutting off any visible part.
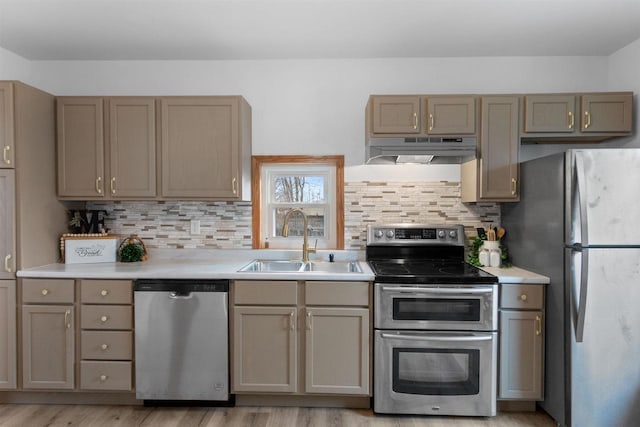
[574,151,589,246]
[571,247,589,343]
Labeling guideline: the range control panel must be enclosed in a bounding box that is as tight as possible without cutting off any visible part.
[366,224,465,246]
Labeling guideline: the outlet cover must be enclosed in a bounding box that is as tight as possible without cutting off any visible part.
[190,219,200,235]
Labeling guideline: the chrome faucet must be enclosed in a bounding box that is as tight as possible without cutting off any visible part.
[282,208,317,262]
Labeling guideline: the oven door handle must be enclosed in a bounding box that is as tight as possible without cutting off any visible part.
[381,333,493,342]
[381,286,494,295]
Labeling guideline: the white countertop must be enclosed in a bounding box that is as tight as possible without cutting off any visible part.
[479,265,550,284]
[17,248,375,282]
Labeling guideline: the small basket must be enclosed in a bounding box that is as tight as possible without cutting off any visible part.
[118,234,148,262]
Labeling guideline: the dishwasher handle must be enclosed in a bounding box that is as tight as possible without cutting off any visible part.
[169,292,194,299]
[134,279,229,293]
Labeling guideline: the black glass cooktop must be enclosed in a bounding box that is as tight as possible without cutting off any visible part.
[368,259,497,284]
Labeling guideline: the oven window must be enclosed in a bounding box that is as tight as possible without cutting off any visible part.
[393,298,480,322]
[392,348,480,395]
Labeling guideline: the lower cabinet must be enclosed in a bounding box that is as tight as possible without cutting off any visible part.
[499,283,544,400]
[0,280,16,389]
[232,280,371,396]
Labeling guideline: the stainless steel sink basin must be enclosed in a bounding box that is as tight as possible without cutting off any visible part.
[238,260,305,272]
[238,260,363,274]
[303,261,363,273]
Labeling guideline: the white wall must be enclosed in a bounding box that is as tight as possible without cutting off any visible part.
[0,46,33,81]
[608,37,640,148]
[4,54,616,179]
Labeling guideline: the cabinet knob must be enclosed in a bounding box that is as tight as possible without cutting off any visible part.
[41,289,49,296]
[101,344,109,351]
[519,294,528,301]
[100,315,109,323]
[100,289,109,297]
[100,374,108,382]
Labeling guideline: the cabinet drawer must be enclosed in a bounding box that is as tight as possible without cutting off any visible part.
[305,281,370,306]
[81,305,133,330]
[234,280,297,305]
[22,279,74,304]
[81,280,132,304]
[80,361,132,391]
[500,284,544,309]
[81,331,133,360]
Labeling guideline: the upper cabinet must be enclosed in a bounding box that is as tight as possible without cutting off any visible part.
[522,92,632,140]
[57,95,252,201]
[160,97,251,200]
[0,83,14,169]
[462,96,520,203]
[367,95,476,137]
[57,97,155,199]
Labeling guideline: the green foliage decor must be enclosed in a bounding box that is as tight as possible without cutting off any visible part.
[119,243,144,263]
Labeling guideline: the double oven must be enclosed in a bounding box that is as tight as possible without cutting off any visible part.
[368,224,498,417]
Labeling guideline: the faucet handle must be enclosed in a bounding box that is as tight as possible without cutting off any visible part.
[308,239,318,254]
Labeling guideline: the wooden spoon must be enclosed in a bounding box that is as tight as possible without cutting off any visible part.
[497,227,506,240]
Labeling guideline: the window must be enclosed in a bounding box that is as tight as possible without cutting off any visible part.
[252,156,344,249]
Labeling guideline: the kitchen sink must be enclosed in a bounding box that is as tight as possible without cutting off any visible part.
[238,260,363,274]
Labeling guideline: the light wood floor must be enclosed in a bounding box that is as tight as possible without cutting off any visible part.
[0,404,557,427]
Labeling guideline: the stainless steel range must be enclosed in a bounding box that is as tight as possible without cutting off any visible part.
[368,224,498,417]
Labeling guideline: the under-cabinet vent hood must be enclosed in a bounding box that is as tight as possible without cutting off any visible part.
[366,137,477,165]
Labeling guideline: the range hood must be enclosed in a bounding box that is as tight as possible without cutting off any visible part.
[366,136,477,164]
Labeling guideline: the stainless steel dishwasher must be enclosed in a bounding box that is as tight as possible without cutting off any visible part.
[134,279,229,401]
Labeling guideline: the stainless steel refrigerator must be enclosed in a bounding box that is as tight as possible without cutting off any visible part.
[502,149,640,427]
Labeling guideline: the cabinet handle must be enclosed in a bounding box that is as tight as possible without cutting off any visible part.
[536,315,542,336]
[101,344,109,351]
[2,145,10,165]
[232,177,237,195]
[64,310,71,329]
[511,178,517,196]
[95,176,103,194]
[100,289,109,297]
[568,111,574,129]
[100,374,108,382]
[519,294,528,301]
[110,177,116,194]
[306,310,312,330]
[4,254,11,273]
[584,111,591,129]
[412,112,418,130]
[41,289,49,296]
[289,311,295,331]
[100,315,109,323]
[429,113,434,131]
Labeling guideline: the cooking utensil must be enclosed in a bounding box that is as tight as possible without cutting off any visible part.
[497,227,506,240]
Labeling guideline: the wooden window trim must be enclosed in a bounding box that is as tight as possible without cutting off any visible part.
[252,155,344,249]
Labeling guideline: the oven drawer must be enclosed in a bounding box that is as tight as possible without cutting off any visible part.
[374,283,498,331]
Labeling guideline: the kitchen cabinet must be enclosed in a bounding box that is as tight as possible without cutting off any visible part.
[0,82,15,168]
[367,95,476,137]
[21,279,75,390]
[0,170,15,280]
[79,279,133,391]
[0,280,16,389]
[160,96,251,200]
[232,280,370,396]
[461,96,519,202]
[499,283,544,400]
[57,97,156,199]
[522,92,632,140]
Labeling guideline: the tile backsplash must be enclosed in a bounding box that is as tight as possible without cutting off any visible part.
[87,181,499,250]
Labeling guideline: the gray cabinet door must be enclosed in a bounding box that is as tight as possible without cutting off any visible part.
[499,310,543,400]
[108,98,156,198]
[0,82,14,169]
[479,96,519,201]
[232,306,297,393]
[371,96,421,134]
[524,95,576,133]
[304,307,369,395]
[0,170,15,279]
[426,96,476,135]
[0,280,16,389]
[57,98,105,198]
[161,97,240,198]
[22,305,74,389]
[581,93,633,133]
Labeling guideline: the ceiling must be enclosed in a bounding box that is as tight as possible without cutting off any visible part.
[1,0,640,61]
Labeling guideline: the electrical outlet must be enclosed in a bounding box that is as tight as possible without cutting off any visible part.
[190,219,200,235]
